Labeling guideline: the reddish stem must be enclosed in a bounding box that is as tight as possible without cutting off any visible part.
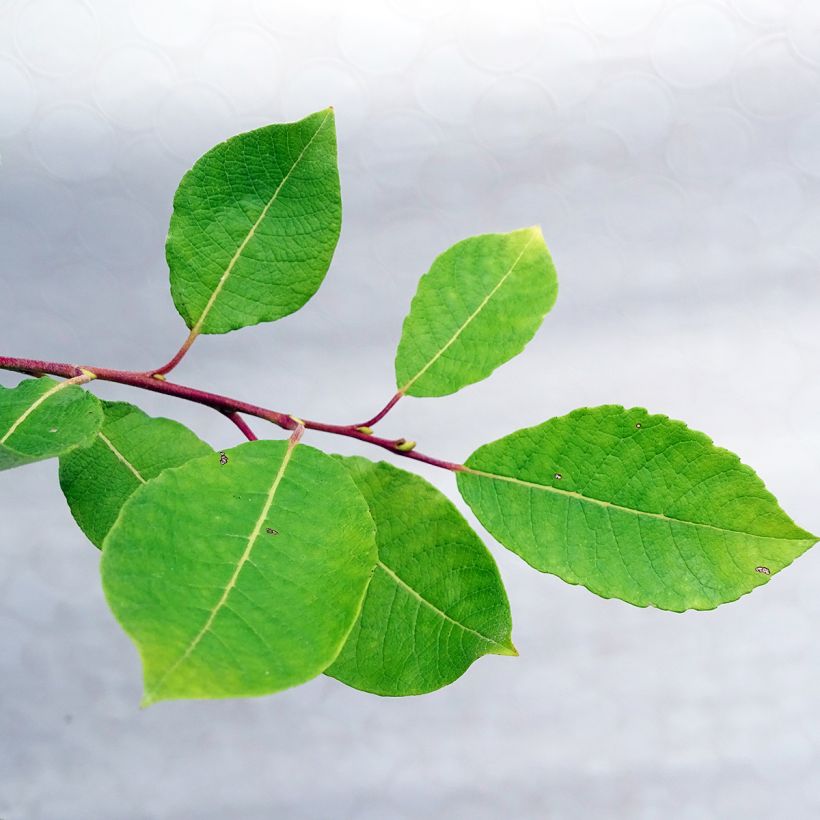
[223,411,257,441]
[148,330,198,377]
[0,356,465,473]
[359,391,403,428]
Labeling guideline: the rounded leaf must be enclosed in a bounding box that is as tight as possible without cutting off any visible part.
[101,439,376,704]
[167,108,341,335]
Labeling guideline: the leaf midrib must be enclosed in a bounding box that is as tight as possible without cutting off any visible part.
[463,466,813,543]
[98,431,146,484]
[376,560,508,651]
[189,110,332,335]
[400,231,538,393]
[145,438,299,702]
[0,378,72,446]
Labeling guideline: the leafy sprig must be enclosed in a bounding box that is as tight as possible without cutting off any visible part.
[1,109,815,704]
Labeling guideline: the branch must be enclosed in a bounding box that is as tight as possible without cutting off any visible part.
[223,411,257,441]
[148,329,199,377]
[358,391,403,429]
[0,356,465,473]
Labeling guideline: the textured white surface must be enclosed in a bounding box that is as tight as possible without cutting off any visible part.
[1,1,820,818]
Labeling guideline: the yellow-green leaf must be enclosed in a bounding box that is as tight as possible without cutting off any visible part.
[101,440,376,705]
[457,406,817,612]
[395,227,557,397]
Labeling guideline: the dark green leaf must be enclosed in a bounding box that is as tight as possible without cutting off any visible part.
[167,108,341,335]
[0,377,102,471]
[59,401,212,548]
[328,457,515,696]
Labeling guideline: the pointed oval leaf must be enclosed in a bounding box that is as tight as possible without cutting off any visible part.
[0,377,102,471]
[457,406,817,612]
[327,457,515,696]
[395,227,557,397]
[59,401,212,548]
[101,440,376,704]
[167,108,341,335]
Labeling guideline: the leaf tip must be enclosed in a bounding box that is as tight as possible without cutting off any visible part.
[495,639,519,657]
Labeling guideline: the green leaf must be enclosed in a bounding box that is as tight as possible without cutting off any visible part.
[0,377,102,471]
[59,401,212,548]
[327,457,515,697]
[457,406,818,612]
[167,108,341,336]
[394,227,557,398]
[101,439,376,705]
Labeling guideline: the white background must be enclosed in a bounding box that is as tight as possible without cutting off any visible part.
[1,0,820,817]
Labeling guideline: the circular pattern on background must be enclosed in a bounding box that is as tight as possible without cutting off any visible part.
[608,174,687,244]
[651,3,738,88]
[787,2,820,67]
[733,36,819,118]
[252,0,337,36]
[31,104,115,181]
[337,6,423,74]
[281,60,368,136]
[130,0,217,46]
[388,0,456,20]
[414,46,493,123]
[14,0,99,75]
[154,83,234,161]
[526,25,600,109]
[734,0,792,27]
[94,46,175,131]
[0,58,35,138]
[359,110,439,189]
[457,0,543,71]
[0,171,77,239]
[77,195,158,267]
[666,108,753,181]
[548,123,630,200]
[788,111,820,177]
[724,166,804,235]
[472,77,555,153]
[577,0,665,37]
[197,26,280,113]
[586,73,673,154]
[495,183,570,240]
[418,142,500,209]
[4,5,820,818]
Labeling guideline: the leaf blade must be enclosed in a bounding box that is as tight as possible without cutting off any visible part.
[395,227,557,397]
[167,108,341,335]
[101,440,376,704]
[457,406,817,612]
[0,377,102,471]
[59,401,212,548]
[328,457,514,697]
